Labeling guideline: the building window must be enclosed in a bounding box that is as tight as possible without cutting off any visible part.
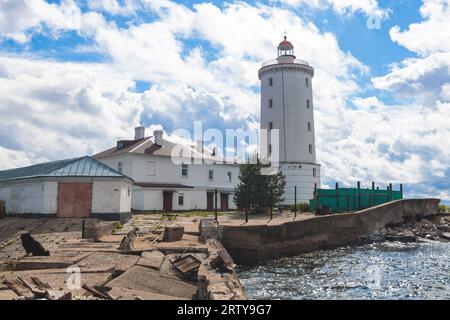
[209,169,214,180]
[178,193,184,206]
[309,144,313,154]
[118,162,123,174]
[268,144,272,155]
[269,122,273,130]
[182,163,188,177]
[269,78,273,87]
[308,122,312,132]
[128,187,131,197]
[147,161,155,176]
[313,168,317,177]
[269,99,273,109]
[305,77,309,88]
[307,99,310,109]
[227,171,232,182]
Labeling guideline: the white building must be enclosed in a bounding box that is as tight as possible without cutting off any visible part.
[0,156,133,220]
[259,37,321,205]
[94,128,239,211]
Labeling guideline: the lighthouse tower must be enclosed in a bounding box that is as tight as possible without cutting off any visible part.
[259,36,321,205]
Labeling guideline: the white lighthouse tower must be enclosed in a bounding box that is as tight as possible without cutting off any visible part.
[259,36,321,205]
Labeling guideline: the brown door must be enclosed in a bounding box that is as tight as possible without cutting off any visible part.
[207,192,214,211]
[220,193,229,210]
[57,182,92,218]
[163,192,173,211]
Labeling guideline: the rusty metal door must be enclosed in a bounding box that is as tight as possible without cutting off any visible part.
[207,192,214,211]
[220,193,229,210]
[163,191,173,211]
[57,182,92,218]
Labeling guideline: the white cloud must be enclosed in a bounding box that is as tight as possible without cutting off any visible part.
[276,0,387,17]
[0,55,143,168]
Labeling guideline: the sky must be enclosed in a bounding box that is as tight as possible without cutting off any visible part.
[0,0,449,202]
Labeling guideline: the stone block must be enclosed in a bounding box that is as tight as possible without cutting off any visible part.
[137,250,165,270]
[163,224,184,242]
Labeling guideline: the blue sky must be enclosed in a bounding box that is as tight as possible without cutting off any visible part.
[0,0,450,203]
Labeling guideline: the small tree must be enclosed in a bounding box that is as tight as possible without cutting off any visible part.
[234,156,285,213]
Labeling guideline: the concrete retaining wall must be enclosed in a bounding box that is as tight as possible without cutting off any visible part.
[220,199,440,265]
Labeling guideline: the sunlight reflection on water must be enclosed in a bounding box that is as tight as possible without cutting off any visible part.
[237,241,450,300]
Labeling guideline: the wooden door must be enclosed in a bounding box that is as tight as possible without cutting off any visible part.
[57,183,92,218]
[163,192,173,211]
[207,192,214,211]
[220,193,229,210]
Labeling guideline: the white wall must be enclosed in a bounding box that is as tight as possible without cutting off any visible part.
[0,178,132,215]
[260,63,316,164]
[0,180,56,214]
[92,180,132,214]
[281,163,321,205]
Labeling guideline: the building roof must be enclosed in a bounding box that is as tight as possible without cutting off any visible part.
[94,136,238,165]
[0,156,131,183]
[278,36,294,50]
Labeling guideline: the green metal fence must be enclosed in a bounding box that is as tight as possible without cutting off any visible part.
[309,183,403,213]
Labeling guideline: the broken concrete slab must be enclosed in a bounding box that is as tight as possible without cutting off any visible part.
[441,232,450,240]
[108,287,184,300]
[103,265,197,299]
[163,225,184,242]
[76,252,139,274]
[9,252,93,271]
[137,251,165,270]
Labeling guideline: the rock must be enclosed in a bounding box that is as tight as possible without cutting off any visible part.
[137,251,165,270]
[386,231,416,243]
[440,232,450,240]
[163,225,184,242]
[420,218,433,228]
[437,225,450,232]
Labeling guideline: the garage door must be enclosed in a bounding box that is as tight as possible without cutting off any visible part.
[57,183,92,218]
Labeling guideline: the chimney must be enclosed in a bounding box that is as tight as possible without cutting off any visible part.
[134,126,145,140]
[154,130,163,146]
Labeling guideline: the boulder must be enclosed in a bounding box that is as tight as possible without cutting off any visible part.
[163,225,184,242]
[437,225,450,232]
[440,232,450,240]
[386,230,416,243]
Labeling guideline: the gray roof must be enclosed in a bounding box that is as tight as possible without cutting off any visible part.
[0,156,130,183]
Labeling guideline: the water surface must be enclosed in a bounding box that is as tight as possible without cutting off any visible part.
[237,241,450,300]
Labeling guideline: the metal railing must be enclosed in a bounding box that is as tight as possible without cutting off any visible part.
[261,59,310,68]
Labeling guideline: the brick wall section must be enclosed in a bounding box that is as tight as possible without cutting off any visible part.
[220,199,440,265]
[83,220,119,241]
[197,239,246,300]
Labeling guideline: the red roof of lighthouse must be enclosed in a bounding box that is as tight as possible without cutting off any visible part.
[278,36,294,50]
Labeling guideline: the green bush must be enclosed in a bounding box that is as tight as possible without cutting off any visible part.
[290,202,311,213]
[439,204,448,212]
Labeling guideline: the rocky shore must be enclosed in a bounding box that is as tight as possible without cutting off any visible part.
[379,213,450,243]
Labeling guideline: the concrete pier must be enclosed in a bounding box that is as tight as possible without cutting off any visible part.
[219,199,440,264]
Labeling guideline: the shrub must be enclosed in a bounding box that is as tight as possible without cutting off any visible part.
[439,204,448,212]
[290,202,311,213]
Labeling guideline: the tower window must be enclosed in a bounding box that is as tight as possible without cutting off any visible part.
[306,78,310,88]
[269,122,273,130]
[307,99,310,109]
[313,168,317,177]
[118,162,123,174]
[269,78,273,87]
[269,99,273,109]
[308,122,311,132]
[309,144,313,154]
[268,144,272,155]
[227,171,232,182]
